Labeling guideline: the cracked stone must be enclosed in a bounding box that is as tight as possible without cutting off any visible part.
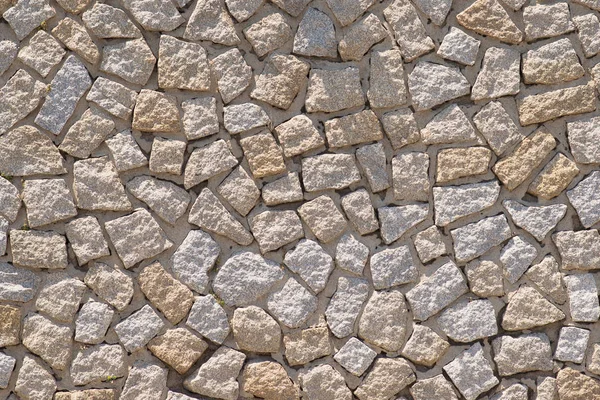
[186,295,230,344]
[451,214,512,263]
[408,62,470,111]
[379,203,428,245]
[473,101,524,156]
[171,230,219,294]
[383,0,434,61]
[211,49,252,104]
[298,195,347,243]
[73,157,131,211]
[492,333,553,376]
[114,305,165,352]
[326,277,369,338]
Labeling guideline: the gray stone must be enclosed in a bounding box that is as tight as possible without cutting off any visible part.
[299,364,352,400]
[75,301,114,344]
[114,305,165,352]
[298,195,347,243]
[335,234,369,275]
[501,286,565,331]
[3,0,55,40]
[100,39,156,85]
[523,3,574,41]
[564,273,600,322]
[82,3,141,38]
[350,144,390,185]
[553,230,600,270]
[294,7,337,58]
[408,62,470,111]
[325,109,383,148]
[302,153,361,192]
[158,35,209,91]
[379,204,428,245]
[182,97,219,140]
[0,352,15,389]
[211,49,252,103]
[471,47,520,101]
[22,179,77,228]
[368,48,408,109]
[525,255,567,304]
[70,344,127,385]
[443,343,499,400]
[523,38,585,85]
[284,326,332,366]
[122,0,183,31]
[401,324,449,367]
[171,230,220,294]
[271,0,311,16]
[232,306,281,353]
[35,272,86,323]
[421,104,478,145]
[11,230,68,270]
[244,11,292,56]
[456,0,522,44]
[326,277,369,338]
[0,41,17,76]
[492,384,529,400]
[341,189,379,235]
[15,355,56,400]
[305,67,364,113]
[59,107,115,159]
[186,295,230,344]
[492,333,553,376]
[536,377,558,400]
[73,157,132,211]
[121,362,168,400]
[127,176,190,224]
[473,101,524,156]
[437,299,497,342]
[184,140,238,189]
[451,214,512,262]
[149,138,186,175]
[413,0,450,24]
[224,103,269,134]
[86,78,138,120]
[383,0,434,61]
[555,327,589,363]
[339,14,387,62]
[574,14,600,58]
[85,262,134,311]
[413,226,447,263]
[359,290,408,351]
[433,181,500,226]
[251,210,304,253]
[0,71,47,136]
[0,218,7,256]
[267,277,317,328]
[239,131,286,178]
[225,0,264,21]
[568,171,600,228]
[334,337,376,376]
[17,31,65,77]
[22,313,72,370]
[0,178,20,223]
[370,246,418,289]
[284,239,333,293]
[392,152,430,201]
[184,347,245,400]
[104,209,173,268]
[97,131,144,172]
[499,236,538,284]
[274,115,323,157]
[262,172,304,206]
[325,0,375,25]
[437,27,480,65]
[355,357,416,400]
[381,108,420,150]
[503,200,567,241]
[184,0,240,45]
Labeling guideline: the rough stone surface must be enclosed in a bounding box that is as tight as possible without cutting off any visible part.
[401,324,449,367]
[451,214,512,263]
[242,361,299,400]
[438,27,480,65]
[232,306,281,353]
[339,14,387,62]
[437,299,498,342]
[70,344,127,385]
[211,49,252,103]
[473,100,524,156]
[444,343,499,400]
[181,97,219,140]
[224,103,270,134]
[359,290,408,351]
[85,263,134,311]
[392,152,430,201]
[22,178,77,228]
[158,35,209,91]
[298,195,347,243]
[105,130,148,172]
[100,39,156,85]
[17,31,65,78]
[149,328,207,375]
[267,277,317,328]
[184,140,238,189]
[127,176,190,224]
[284,239,333,293]
[75,300,114,344]
[529,153,579,199]
[355,357,416,400]
[433,180,500,226]
[184,347,245,400]
[302,153,361,192]
[501,286,565,331]
[186,295,230,344]
[244,12,292,57]
[305,67,364,113]
[22,313,72,370]
[334,337,376,376]
[35,272,86,323]
[456,0,522,43]
[493,333,553,376]
[500,235,538,284]
[472,47,520,101]
[293,8,337,58]
[283,326,331,366]
[185,0,239,45]
[11,230,68,269]
[114,304,165,352]
[370,246,417,289]
[326,277,369,338]
[555,326,589,363]
[251,54,309,110]
[299,364,352,400]
[554,230,600,270]
[384,0,434,61]
[171,230,219,294]
[564,273,600,322]
[408,62,470,110]
[73,156,132,211]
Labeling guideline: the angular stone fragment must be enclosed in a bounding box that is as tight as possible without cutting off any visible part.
[181,97,218,140]
[132,90,180,133]
[251,210,304,253]
[421,104,478,145]
[36,272,86,323]
[171,230,219,294]
[149,138,185,176]
[104,131,147,172]
[85,263,134,311]
[243,361,299,400]
[298,195,347,243]
[127,176,190,224]
[438,299,497,342]
[52,18,100,65]
[267,278,317,328]
[122,0,183,31]
[568,116,600,165]
[294,7,337,58]
[217,167,259,216]
[355,358,416,400]
[251,54,310,110]
[114,305,164,352]
[493,333,553,376]
[184,347,245,400]
[0,352,15,389]
[383,0,434,61]
[502,286,565,330]
[262,173,304,206]
[473,101,524,156]
[75,301,114,344]
[18,31,65,78]
[523,3,574,41]
[100,39,156,86]
[82,3,141,39]
[0,179,19,223]
[270,0,310,16]
[86,78,137,120]
[35,55,91,135]
[401,324,449,367]
[437,27,480,65]
[73,157,131,211]
[22,179,76,228]
[11,230,67,269]
[325,110,383,148]
[305,67,364,113]
[284,326,331,366]
[59,107,115,159]
[299,364,352,400]
[503,200,566,242]
[564,273,600,322]
[3,0,55,40]
[370,246,418,289]
[188,188,253,245]
[381,109,420,150]
[436,147,491,183]
[284,239,333,293]
[359,290,408,351]
[325,0,375,26]
[0,218,6,256]
[555,326,589,363]
[0,70,47,136]
[335,234,369,274]
[184,140,238,189]
[525,256,567,304]
[224,103,269,134]
[211,49,252,104]
[529,153,579,199]
[413,226,446,263]
[158,35,210,92]
[0,305,20,347]
[568,171,600,228]
[22,313,72,370]
[186,295,230,344]
[240,131,286,178]
[184,0,240,45]
[70,344,127,385]
[275,116,323,157]
[472,47,520,101]
[433,181,500,226]
[523,39,584,85]
[326,277,369,338]
[0,41,16,75]
[244,12,292,56]
[451,214,512,263]
[149,328,207,375]
[499,236,538,283]
[444,343,499,400]
[225,0,264,21]
[556,368,600,400]
[410,375,458,400]
[339,14,387,62]
[302,153,361,192]
[408,62,470,111]
[492,384,529,400]
[341,190,379,235]
[574,14,600,58]
[15,355,56,400]
[554,230,600,270]
[232,306,281,353]
[588,344,600,375]
[456,0,522,44]
[392,152,429,202]
[121,362,167,400]
[334,338,376,376]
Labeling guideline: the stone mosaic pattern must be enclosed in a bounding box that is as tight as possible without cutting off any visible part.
[3,0,600,399]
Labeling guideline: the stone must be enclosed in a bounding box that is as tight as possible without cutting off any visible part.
[369,48,409,109]
[251,210,304,253]
[22,178,77,228]
[267,277,317,328]
[100,39,156,85]
[184,347,246,400]
[232,306,281,353]
[433,180,500,226]
[224,103,270,134]
[473,101,524,156]
[518,83,596,126]
[240,131,287,178]
[529,153,579,199]
[275,118,322,159]
[334,338,376,376]
[0,71,47,136]
[451,214,512,263]
[56,390,116,400]
[127,176,190,224]
[536,377,558,400]
[14,355,56,400]
[554,230,600,270]
[184,0,240,45]
[11,230,68,269]
[138,262,194,324]
[242,361,299,400]
[302,153,361,192]
[444,343,499,400]
[406,262,468,321]
[85,263,134,311]
[149,138,186,176]
[17,31,65,77]
[325,0,375,26]
[283,326,331,366]
[184,140,238,189]
[148,328,208,374]
[244,12,292,56]
[408,62,470,110]
[70,344,127,385]
[181,97,218,140]
[132,90,180,133]
[0,305,20,347]
[383,0,434,61]
[438,299,497,342]
[22,313,72,370]
[262,173,303,205]
[564,273,600,322]
[188,188,253,245]
[588,344,600,375]
[299,364,352,400]
[59,107,115,159]
[52,18,100,65]
[413,226,447,263]
[251,54,310,110]
[355,357,416,400]
[568,116,600,164]
[370,246,418,289]
[437,27,480,65]
[392,152,430,201]
[569,171,600,228]
[411,377,458,400]
[171,230,219,294]
[502,286,565,331]
[298,195,347,243]
[359,290,408,351]
[0,41,17,76]
[456,0,522,43]
[335,234,369,274]
[305,67,364,113]
[493,333,553,376]
[86,78,137,120]
[114,304,164,352]
[293,7,337,58]
[341,190,379,235]
[325,110,383,148]
[421,104,478,145]
[104,209,173,268]
[379,204,428,245]
[574,14,600,58]
[213,251,284,306]
[3,0,55,40]
[492,384,528,400]
[186,295,230,344]
[401,324,449,367]
[523,38,584,85]
[0,352,15,389]
[82,3,141,38]
[523,3,574,41]
[122,0,182,31]
[75,301,114,344]
[555,327,589,363]
[0,218,6,256]
[73,157,131,211]
[120,362,168,400]
[225,0,264,21]
[217,167,260,216]
[503,200,567,241]
[472,47,520,101]
[158,35,209,91]
[271,0,311,16]
[326,277,369,338]
[381,108,420,150]
[211,49,252,103]
[525,255,567,304]
[35,56,91,135]
[35,272,86,323]
[284,239,333,293]
[339,14,387,62]
[557,368,600,400]
[0,178,20,222]
[499,236,538,284]
[105,131,148,172]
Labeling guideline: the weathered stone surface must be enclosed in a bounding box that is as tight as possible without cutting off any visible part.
[244,12,292,57]
[22,313,72,370]
[0,305,21,347]
[366,48,407,108]
[100,39,156,85]
[456,0,522,43]
[283,326,331,366]
[251,210,304,253]
[15,355,56,400]
[392,152,430,202]
[122,0,183,31]
[529,153,579,200]
[421,104,478,145]
[523,3,574,41]
[73,157,131,212]
[0,352,15,389]
[574,13,600,58]
[127,176,190,224]
[334,337,376,376]
[567,116,600,165]
[359,290,408,351]
[284,239,333,293]
[224,103,270,134]
[52,18,99,65]
[305,67,364,113]
[588,344,600,375]
[36,272,86,323]
[413,226,446,263]
[185,0,239,45]
[59,107,115,159]
[523,38,584,85]
[326,277,369,338]
[504,200,566,241]
[436,147,491,183]
[355,357,416,400]
[22,178,77,228]
[298,195,347,243]
[383,0,434,61]
[149,328,207,375]
[251,54,309,110]
[211,49,252,103]
[437,27,480,65]
[433,181,500,226]
[114,304,164,352]
[218,167,259,216]
[555,326,589,363]
[335,234,369,275]
[493,333,553,376]
[0,71,46,136]
[0,178,20,223]
[472,47,520,101]
[410,375,458,400]
[465,259,504,297]
[121,362,168,400]
[17,31,65,78]
[325,110,383,149]
[158,35,209,91]
[149,138,185,176]
[232,306,281,353]
[564,273,600,322]
[379,204,428,244]
[299,364,352,400]
[55,389,116,400]
[341,189,379,235]
[302,153,361,192]
[184,347,245,400]
[171,230,219,294]
[70,344,127,385]
[267,277,317,328]
[339,14,386,62]
[181,97,218,140]
[240,131,287,178]
[408,62,470,110]
[186,295,230,344]
[86,78,137,120]
[473,101,524,156]
[499,235,537,283]
[0,41,16,76]
[444,343,499,400]
[438,299,497,342]
[104,128,145,169]
[82,3,141,38]
[184,140,238,189]
[554,230,600,270]
[4,0,55,40]
[451,214,512,263]
[569,170,600,227]
[85,263,134,311]
[401,324,449,367]
[11,230,68,269]
[502,286,565,331]
[75,300,114,344]
[132,90,180,133]
[557,368,600,400]
[242,361,299,400]
[225,0,264,21]
[293,7,337,58]
[275,116,323,158]
[370,246,417,289]
[525,255,567,304]
[271,0,311,16]
[381,108,420,150]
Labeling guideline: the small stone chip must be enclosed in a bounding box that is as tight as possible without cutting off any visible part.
[240,131,287,178]
[473,101,524,156]
[355,357,416,400]
[82,3,141,38]
[471,47,520,101]
[17,31,65,77]
[184,347,245,400]
[85,262,134,311]
[564,273,600,322]
[114,305,164,352]
[325,110,383,148]
[267,277,317,328]
[224,103,270,134]
[408,62,470,111]
[232,306,281,353]
[86,77,138,120]
[127,176,190,224]
[381,108,420,150]
[554,230,600,270]
[105,131,148,172]
[100,39,156,86]
[379,204,428,245]
[149,328,207,375]
[383,0,434,61]
[555,326,590,363]
[59,107,116,159]
[436,147,491,183]
[456,0,522,44]
[11,230,67,269]
[158,36,209,91]
[392,152,430,202]
[184,0,240,45]
[401,324,449,367]
[339,14,387,62]
[171,230,219,294]
[35,272,86,323]
[73,157,132,211]
[275,115,324,157]
[211,49,252,104]
[293,7,337,58]
[217,167,260,216]
[284,326,331,366]
[22,313,72,370]
[433,180,500,226]
[528,153,579,200]
[23,179,77,228]
[149,138,186,176]
[437,27,480,65]
[341,189,379,235]
[326,277,369,338]
[284,239,334,293]
[523,38,585,85]
[3,0,56,40]
[574,14,600,58]
[444,343,499,400]
[262,173,304,206]
[298,195,347,243]
[359,290,408,351]
[0,71,47,136]
[302,153,361,192]
[251,54,310,110]
[492,333,553,376]
[413,226,447,263]
[52,17,100,65]
[251,210,304,253]
[523,3,574,41]
[501,286,565,331]
[305,67,364,113]
[244,12,292,57]
[186,295,230,344]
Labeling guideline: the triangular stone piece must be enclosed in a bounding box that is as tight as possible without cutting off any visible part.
[457,0,523,44]
[502,286,565,331]
[421,104,480,145]
[503,200,567,241]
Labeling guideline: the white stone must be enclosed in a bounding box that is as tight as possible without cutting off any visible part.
[437,27,480,65]
[379,204,428,245]
[473,101,524,156]
[335,234,369,275]
[499,236,538,284]
[437,299,498,342]
[326,277,369,338]
[284,239,334,293]
[471,47,520,101]
[114,305,164,352]
[492,333,553,376]
[443,343,499,400]
[75,301,114,344]
[86,78,138,120]
[170,230,219,294]
[383,0,434,61]
[370,246,418,289]
[334,337,376,376]
[186,295,230,344]
[564,273,600,322]
[503,200,567,241]
[451,214,512,262]
[421,104,478,145]
[408,62,470,111]
[554,326,590,363]
[267,277,317,328]
[433,181,500,226]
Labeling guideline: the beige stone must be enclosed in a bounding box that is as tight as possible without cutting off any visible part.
[456,0,522,43]
[240,131,287,178]
[355,357,416,400]
[52,18,100,64]
[401,324,449,367]
[0,304,20,347]
[242,361,299,400]
[275,115,324,157]
[528,153,579,200]
[158,35,210,91]
[557,368,600,400]
[502,286,565,331]
[465,260,504,297]
[283,326,332,366]
[436,147,491,183]
[54,389,116,400]
[298,195,347,243]
[132,90,181,133]
[148,328,208,374]
[232,306,281,353]
[587,343,600,375]
[324,110,383,148]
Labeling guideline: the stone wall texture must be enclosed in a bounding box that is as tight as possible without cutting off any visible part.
[2,0,600,399]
